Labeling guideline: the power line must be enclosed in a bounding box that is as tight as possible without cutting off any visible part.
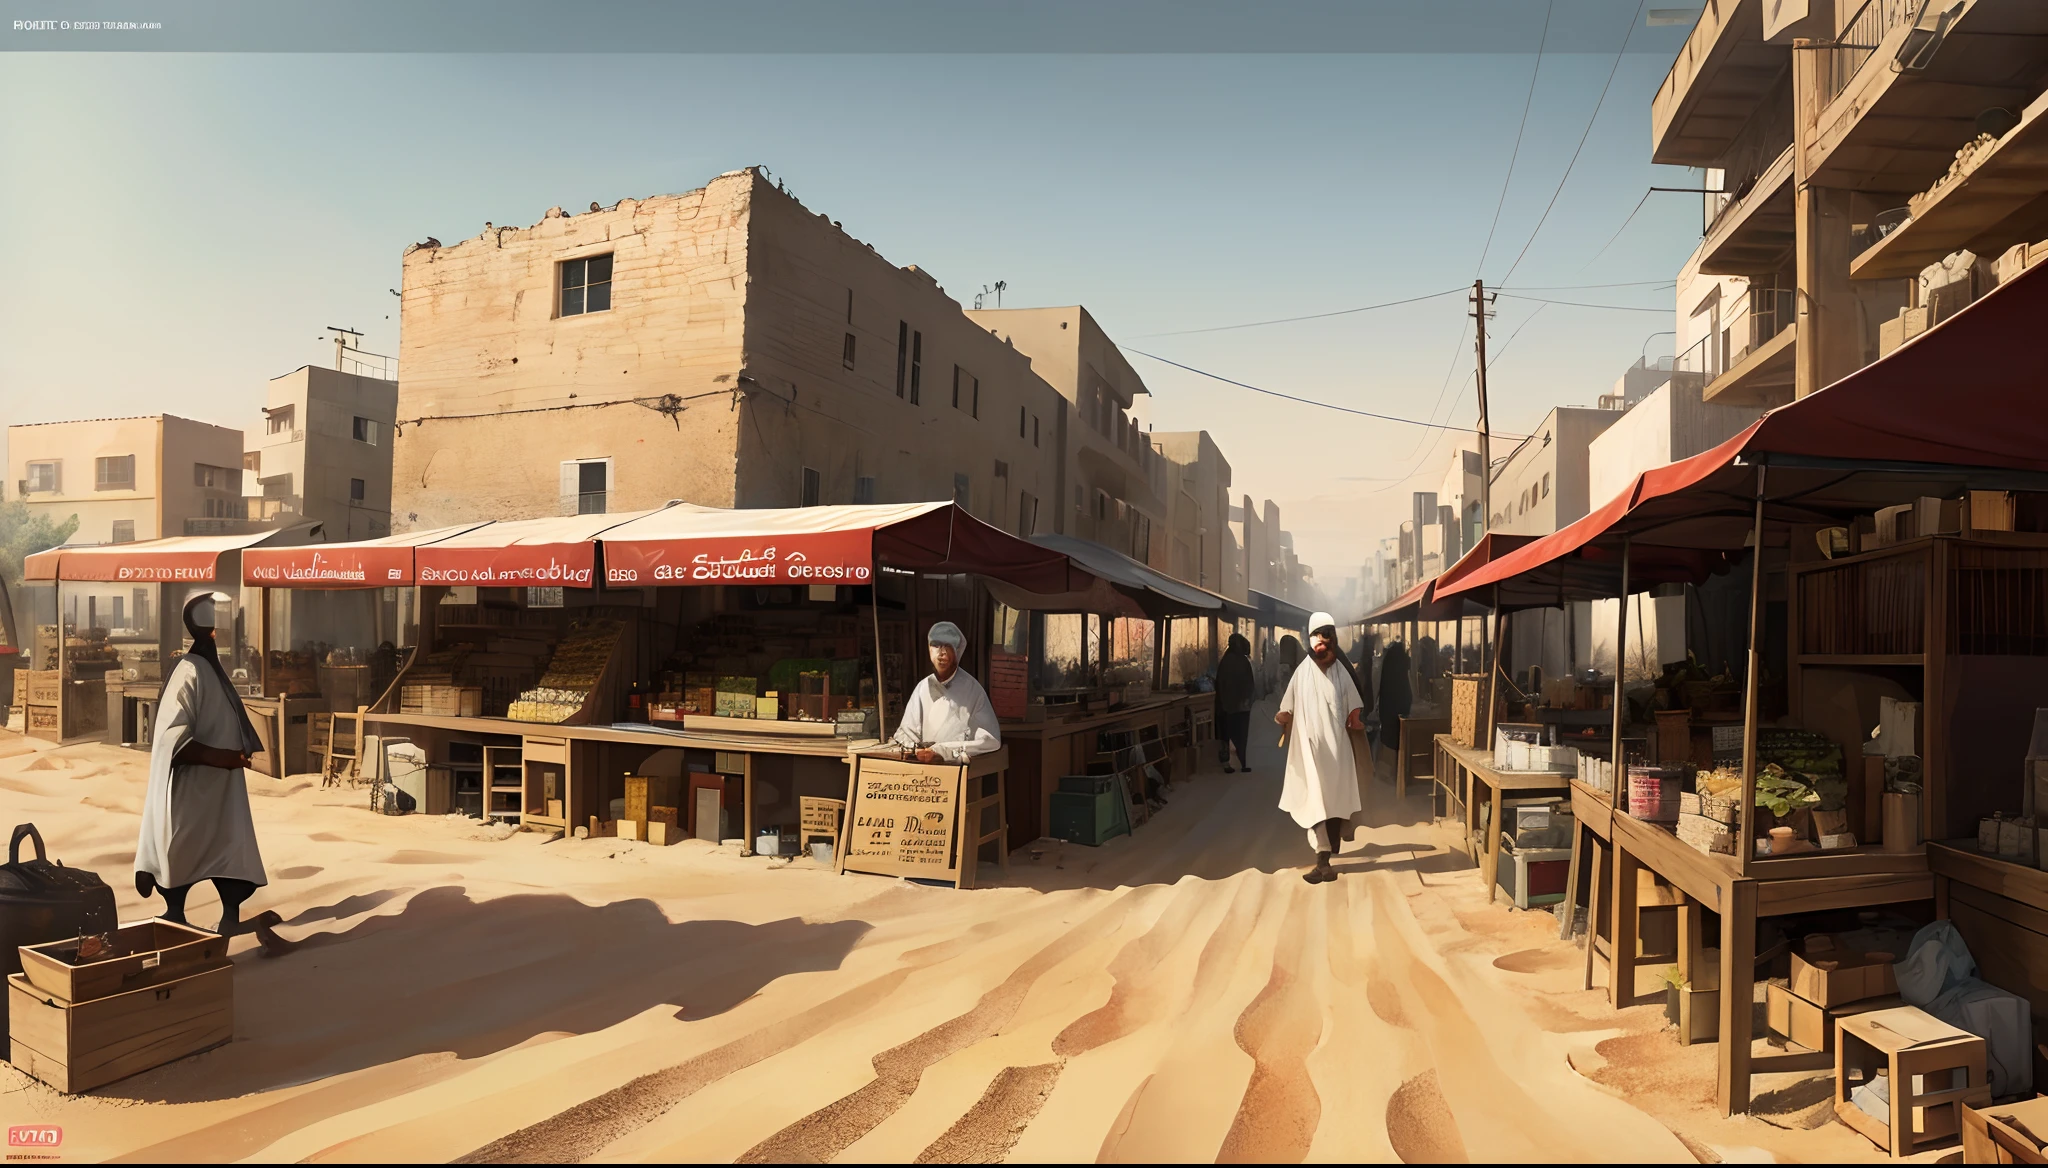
[1576,188,1656,275]
[1124,287,1464,339]
[1371,301,1549,495]
[1497,292,1669,313]
[1495,0,1648,288]
[1502,278,1672,291]
[1475,0,1553,278]
[1127,349,1526,438]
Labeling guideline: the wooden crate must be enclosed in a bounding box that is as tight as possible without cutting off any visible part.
[18,921,228,1003]
[623,775,683,822]
[7,964,233,1094]
[25,703,59,742]
[1834,1006,1990,1157]
[1450,675,1484,748]
[24,670,61,706]
[400,685,483,717]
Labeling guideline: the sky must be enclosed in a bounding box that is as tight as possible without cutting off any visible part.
[0,4,1709,596]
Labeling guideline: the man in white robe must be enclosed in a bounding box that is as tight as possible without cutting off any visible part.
[136,591,287,949]
[892,621,1001,763]
[1276,611,1366,884]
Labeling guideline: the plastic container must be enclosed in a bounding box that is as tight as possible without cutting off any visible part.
[1628,766,1685,823]
[811,840,833,864]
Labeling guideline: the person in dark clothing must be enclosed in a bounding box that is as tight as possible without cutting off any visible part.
[1214,633,1256,772]
[1377,640,1412,749]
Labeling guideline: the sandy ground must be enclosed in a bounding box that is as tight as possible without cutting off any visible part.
[0,706,1912,1164]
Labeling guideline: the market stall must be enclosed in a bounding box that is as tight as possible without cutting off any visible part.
[16,527,319,749]
[1428,256,2048,1119]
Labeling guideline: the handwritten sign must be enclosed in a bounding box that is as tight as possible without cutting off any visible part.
[800,796,845,844]
[840,758,961,883]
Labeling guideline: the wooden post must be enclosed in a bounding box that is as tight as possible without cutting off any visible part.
[1612,841,1640,1008]
[1483,584,1503,748]
[1559,817,1584,942]
[1718,878,1758,1115]
[1739,467,1768,876]
[1582,835,1609,992]
[742,752,755,856]
[1611,535,1631,798]
[870,583,889,740]
[1678,894,1702,988]
[259,586,272,697]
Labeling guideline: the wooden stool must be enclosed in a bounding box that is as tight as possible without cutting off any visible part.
[1835,1006,1992,1157]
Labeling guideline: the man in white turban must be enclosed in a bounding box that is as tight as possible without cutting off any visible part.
[1276,611,1366,884]
[892,620,1001,763]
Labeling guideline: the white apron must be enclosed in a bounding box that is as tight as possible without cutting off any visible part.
[1277,656,1364,842]
[135,655,268,888]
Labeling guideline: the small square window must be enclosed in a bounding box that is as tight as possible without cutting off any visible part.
[895,322,909,398]
[1541,472,1551,499]
[350,477,366,502]
[842,333,857,371]
[854,476,877,505]
[95,455,135,491]
[111,520,134,544]
[25,461,59,493]
[353,416,378,445]
[560,253,614,317]
[801,466,821,507]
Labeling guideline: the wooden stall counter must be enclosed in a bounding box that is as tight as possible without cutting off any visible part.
[1432,734,1573,904]
[1002,694,1201,849]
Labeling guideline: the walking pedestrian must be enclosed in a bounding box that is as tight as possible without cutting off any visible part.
[1377,639,1412,750]
[1214,632,1256,773]
[1276,612,1367,884]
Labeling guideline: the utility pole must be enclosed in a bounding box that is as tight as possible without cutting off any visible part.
[1470,279,1495,536]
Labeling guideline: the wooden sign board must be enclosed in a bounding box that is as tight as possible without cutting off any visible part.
[800,796,845,846]
[840,758,961,883]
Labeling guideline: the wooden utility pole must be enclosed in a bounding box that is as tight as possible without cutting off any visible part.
[1471,280,1495,534]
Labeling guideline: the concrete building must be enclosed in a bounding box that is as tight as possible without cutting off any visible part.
[1486,407,1621,537]
[1151,431,1234,596]
[1587,374,1764,506]
[965,306,1167,564]
[1655,0,2048,408]
[6,415,247,544]
[244,365,399,541]
[393,168,1065,537]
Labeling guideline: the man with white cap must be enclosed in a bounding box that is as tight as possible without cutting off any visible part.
[1275,611,1367,884]
[135,591,287,950]
[892,620,1001,763]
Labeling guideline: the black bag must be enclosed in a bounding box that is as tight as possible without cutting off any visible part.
[0,824,117,1058]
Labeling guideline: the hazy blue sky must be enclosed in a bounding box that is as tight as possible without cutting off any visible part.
[0,36,1703,584]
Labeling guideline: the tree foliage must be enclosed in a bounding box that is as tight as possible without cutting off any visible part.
[0,499,78,589]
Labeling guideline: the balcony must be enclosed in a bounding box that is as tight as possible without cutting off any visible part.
[1698,143,1797,275]
[1805,0,2048,192]
[1680,286,1799,406]
[184,517,273,537]
[1850,87,2048,278]
[1652,0,1789,166]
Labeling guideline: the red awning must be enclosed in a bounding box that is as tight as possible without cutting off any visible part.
[1361,533,1537,621]
[242,523,490,587]
[25,527,319,583]
[412,512,658,587]
[596,502,1091,596]
[1438,258,2048,609]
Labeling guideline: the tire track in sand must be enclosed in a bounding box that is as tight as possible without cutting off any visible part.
[910,1061,1063,1164]
[734,885,1159,1164]
[1216,875,1325,1163]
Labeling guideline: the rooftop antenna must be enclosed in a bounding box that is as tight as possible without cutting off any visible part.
[324,326,364,371]
[973,280,1008,310]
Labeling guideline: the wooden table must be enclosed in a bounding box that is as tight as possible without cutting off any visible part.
[1432,735,1572,905]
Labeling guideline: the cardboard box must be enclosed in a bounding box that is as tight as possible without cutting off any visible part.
[648,820,680,846]
[1790,936,1898,1007]
[1767,979,1829,1051]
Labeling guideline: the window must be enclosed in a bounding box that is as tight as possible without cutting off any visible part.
[801,466,821,507]
[895,321,909,397]
[24,461,59,493]
[350,477,366,502]
[1033,416,1040,447]
[111,520,134,544]
[845,288,854,324]
[243,450,260,474]
[194,463,240,491]
[953,473,971,508]
[1019,406,1027,438]
[202,496,235,518]
[1541,473,1551,499]
[842,333,857,371]
[95,455,135,491]
[353,416,379,446]
[561,458,610,515]
[527,587,564,608]
[993,459,1009,479]
[909,331,922,404]
[854,475,876,505]
[265,405,295,435]
[971,376,980,418]
[559,253,613,316]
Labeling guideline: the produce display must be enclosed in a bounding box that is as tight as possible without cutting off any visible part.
[506,620,621,723]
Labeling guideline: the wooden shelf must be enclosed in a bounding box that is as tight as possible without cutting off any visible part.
[1795,654,1924,666]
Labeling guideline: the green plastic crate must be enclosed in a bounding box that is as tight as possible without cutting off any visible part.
[1051,787,1130,847]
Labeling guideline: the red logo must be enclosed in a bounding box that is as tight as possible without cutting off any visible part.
[6,1127,60,1147]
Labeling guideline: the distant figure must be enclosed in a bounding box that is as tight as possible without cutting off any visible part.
[1277,634,1302,694]
[1214,633,1256,773]
[1276,613,1367,885]
[892,621,1001,762]
[135,592,287,951]
[1377,640,1413,749]
[1415,634,1440,682]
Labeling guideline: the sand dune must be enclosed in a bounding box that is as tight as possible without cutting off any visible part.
[0,717,1895,1163]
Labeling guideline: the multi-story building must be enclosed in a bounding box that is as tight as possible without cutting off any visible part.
[393,168,1066,537]
[244,365,399,541]
[1486,408,1622,537]
[1150,431,1235,595]
[1656,0,2048,408]
[965,306,1167,564]
[6,415,247,544]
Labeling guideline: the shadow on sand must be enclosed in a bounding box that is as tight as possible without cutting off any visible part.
[97,884,871,1108]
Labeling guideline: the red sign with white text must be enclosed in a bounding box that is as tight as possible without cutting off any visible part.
[244,545,417,587]
[414,544,596,587]
[602,531,874,586]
